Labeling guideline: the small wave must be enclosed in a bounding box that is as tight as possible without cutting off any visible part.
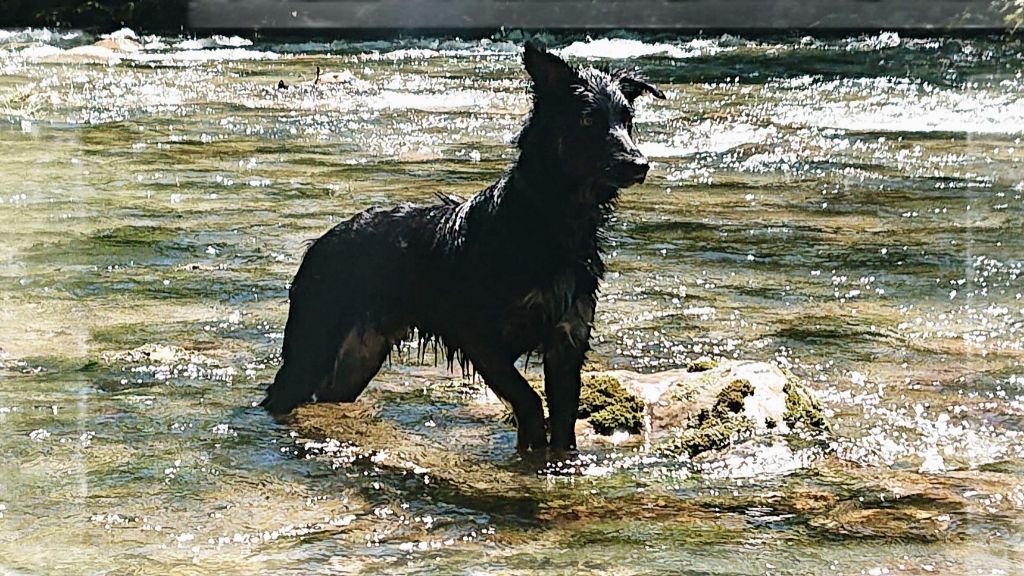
[102,28,138,40]
[142,47,276,63]
[175,35,253,50]
[640,121,776,158]
[21,45,279,65]
[0,28,85,47]
[19,44,64,60]
[269,40,340,54]
[368,40,520,60]
[698,441,822,479]
[844,31,902,52]
[378,48,442,60]
[558,37,728,60]
[369,90,492,112]
[774,81,1024,134]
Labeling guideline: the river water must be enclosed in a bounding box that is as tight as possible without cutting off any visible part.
[0,29,1022,574]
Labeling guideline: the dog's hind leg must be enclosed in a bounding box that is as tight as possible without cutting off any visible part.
[316,324,392,402]
[262,249,353,414]
[261,305,347,414]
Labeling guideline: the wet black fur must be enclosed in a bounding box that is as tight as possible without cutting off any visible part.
[262,41,665,452]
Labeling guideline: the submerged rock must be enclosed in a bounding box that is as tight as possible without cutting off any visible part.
[93,37,142,53]
[293,359,827,464]
[512,360,827,457]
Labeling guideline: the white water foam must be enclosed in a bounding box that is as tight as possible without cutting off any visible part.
[641,121,777,158]
[773,78,1024,134]
[558,37,729,60]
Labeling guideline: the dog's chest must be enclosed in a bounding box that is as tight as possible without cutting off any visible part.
[505,271,576,334]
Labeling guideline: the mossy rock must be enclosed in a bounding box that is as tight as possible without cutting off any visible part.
[660,414,757,458]
[509,361,828,456]
[784,379,830,432]
[593,361,829,458]
[697,379,755,424]
[657,379,759,457]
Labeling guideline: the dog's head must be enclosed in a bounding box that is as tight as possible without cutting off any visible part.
[520,40,665,191]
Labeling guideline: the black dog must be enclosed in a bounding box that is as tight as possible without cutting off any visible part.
[262,41,664,452]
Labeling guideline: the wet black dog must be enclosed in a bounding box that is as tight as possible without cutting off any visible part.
[262,41,664,452]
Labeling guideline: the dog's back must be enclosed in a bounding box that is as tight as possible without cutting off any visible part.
[263,41,664,452]
[262,181,589,414]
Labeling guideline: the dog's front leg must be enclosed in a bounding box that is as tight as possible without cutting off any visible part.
[464,346,547,452]
[544,295,595,452]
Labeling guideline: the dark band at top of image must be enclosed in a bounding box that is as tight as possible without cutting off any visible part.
[189,0,1014,31]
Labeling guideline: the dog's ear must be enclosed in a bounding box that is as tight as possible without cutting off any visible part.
[618,73,667,103]
[524,40,576,94]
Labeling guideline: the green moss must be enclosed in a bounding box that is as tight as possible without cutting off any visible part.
[717,379,754,412]
[658,378,756,458]
[578,375,626,414]
[698,379,754,424]
[783,380,829,432]
[661,416,756,458]
[587,400,645,435]
[686,357,718,372]
[578,374,646,435]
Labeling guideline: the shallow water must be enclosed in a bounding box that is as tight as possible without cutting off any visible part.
[0,28,1022,574]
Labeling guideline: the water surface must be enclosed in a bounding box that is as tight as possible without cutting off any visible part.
[0,28,1022,574]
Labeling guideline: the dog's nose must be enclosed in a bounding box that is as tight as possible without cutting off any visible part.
[625,157,649,182]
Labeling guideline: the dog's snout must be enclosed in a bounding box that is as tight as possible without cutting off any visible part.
[626,157,649,180]
[610,155,649,186]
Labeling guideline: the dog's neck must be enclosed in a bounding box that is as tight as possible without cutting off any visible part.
[495,155,615,263]
[509,133,619,220]
[467,105,621,262]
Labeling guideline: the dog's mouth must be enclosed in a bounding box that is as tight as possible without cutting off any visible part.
[603,160,650,188]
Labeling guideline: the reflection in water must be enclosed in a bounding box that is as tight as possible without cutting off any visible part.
[0,30,1022,575]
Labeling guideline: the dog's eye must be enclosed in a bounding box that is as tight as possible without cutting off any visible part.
[579,116,593,128]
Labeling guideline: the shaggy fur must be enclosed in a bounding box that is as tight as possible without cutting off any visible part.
[262,41,664,452]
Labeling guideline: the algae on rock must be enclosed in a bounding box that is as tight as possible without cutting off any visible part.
[577,374,646,435]
[657,378,758,458]
[686,356,718,372]
[783,379,829,432]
